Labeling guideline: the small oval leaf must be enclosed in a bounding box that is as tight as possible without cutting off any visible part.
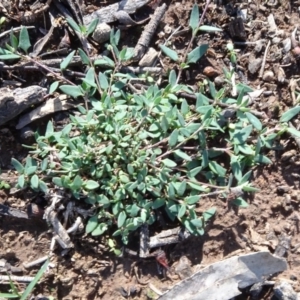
[159,44,178,61]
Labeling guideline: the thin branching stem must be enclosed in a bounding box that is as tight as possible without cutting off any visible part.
[176,0,211,84]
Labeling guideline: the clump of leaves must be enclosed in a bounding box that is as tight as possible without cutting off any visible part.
[6,5,300,246]
[0,168,10,190]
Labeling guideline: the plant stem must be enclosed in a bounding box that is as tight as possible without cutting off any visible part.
[176,0,211,84]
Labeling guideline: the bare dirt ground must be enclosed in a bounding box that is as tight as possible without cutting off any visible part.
[1,0,300,299]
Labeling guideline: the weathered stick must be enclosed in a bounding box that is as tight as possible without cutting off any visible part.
[83,0,151,25]
[149,227,190,249]
[0,86,46,126]
[133,3,167,61]
[44,207,74,249]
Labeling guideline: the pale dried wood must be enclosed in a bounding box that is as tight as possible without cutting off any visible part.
[0,86,46,126]
[133,3,167,61]
[44,207,74,249]
[16,95,76,129]
[83,0,151,25]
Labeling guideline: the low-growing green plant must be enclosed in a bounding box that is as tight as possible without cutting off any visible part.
[3,5,300,247]
[0,179,10,190]
[0,259,49,299]
[0,168,10,190]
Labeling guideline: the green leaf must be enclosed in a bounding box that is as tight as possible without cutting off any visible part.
[99,72,109,90]
[91,223,108,236]
[78,48,90,64]
[0,52,20,60]
[20,259,49,300]
[38,180,48,193]
[187,44,208,64]
[119,47,134,61]
[18,26,31,53]
[120,174,129,183]
[242,185,260,192]
[140,209,147,222]
[7,276,19,297]
[159,44,178,61]
[30,175,39,189]
[161,116,169,132]
[162,158,177,167]
[94,56,115,67]
[52,177,63,187]
[199,25,222,32]
[61,123,73,136]
[209,161,226,176]
[280,106,300,122]
[87,18,99,36]
[72,175,83,190]
[59,85,84,98]
[188,166,202,177]
[18,174,25,188]
[238,170,252,185]
[177,181,186,196]
[181,99,189,115]
[118,211,127,228]
[60,50,76,70]
[187,182,209,192]
[189,4,199,32]
[168,183,176,198]
[5,43,16,53]
[86,215,98,233]
[245,112,262,131]
[169,70,177,86]
[25,166,37,176]
[287,127,300,138]
[152,198,165,209]
[11,158,24,174]
[83,67,96,87]
[232,197,249,208]
[231,159,242,181]
[66,17,82,33]
[190,218,203,227]
[169,129,178,147]
[255,137,262,156]
[174,149,192,161]
[185,195,200,205]
[84,180,99,190]
[203,207,216,221]
[0,293,19,298]
[232,125,253,144]
[177,205,186,218]
[49,81,59,94]
[254,155,272,164]
[10,29,18,50]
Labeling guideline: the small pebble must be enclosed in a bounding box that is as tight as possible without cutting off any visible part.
[284,194,291,204]
[290,275,298,281]
[282,37,292,53]
[248,58,262,74]
[164,25,172,34]
[282,149,297,161]
[273,280,298,300]
[214,75,225,86]
[262,70,275,82]
[272,37,281,44]
[92,23,111,44]
[139,47,158,67]
[277,186,290,194]
[254,40,264,53]
[203,66,219,77]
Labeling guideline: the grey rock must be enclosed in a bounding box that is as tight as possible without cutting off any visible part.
[273,280,298,300]
[248,58,262,74]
